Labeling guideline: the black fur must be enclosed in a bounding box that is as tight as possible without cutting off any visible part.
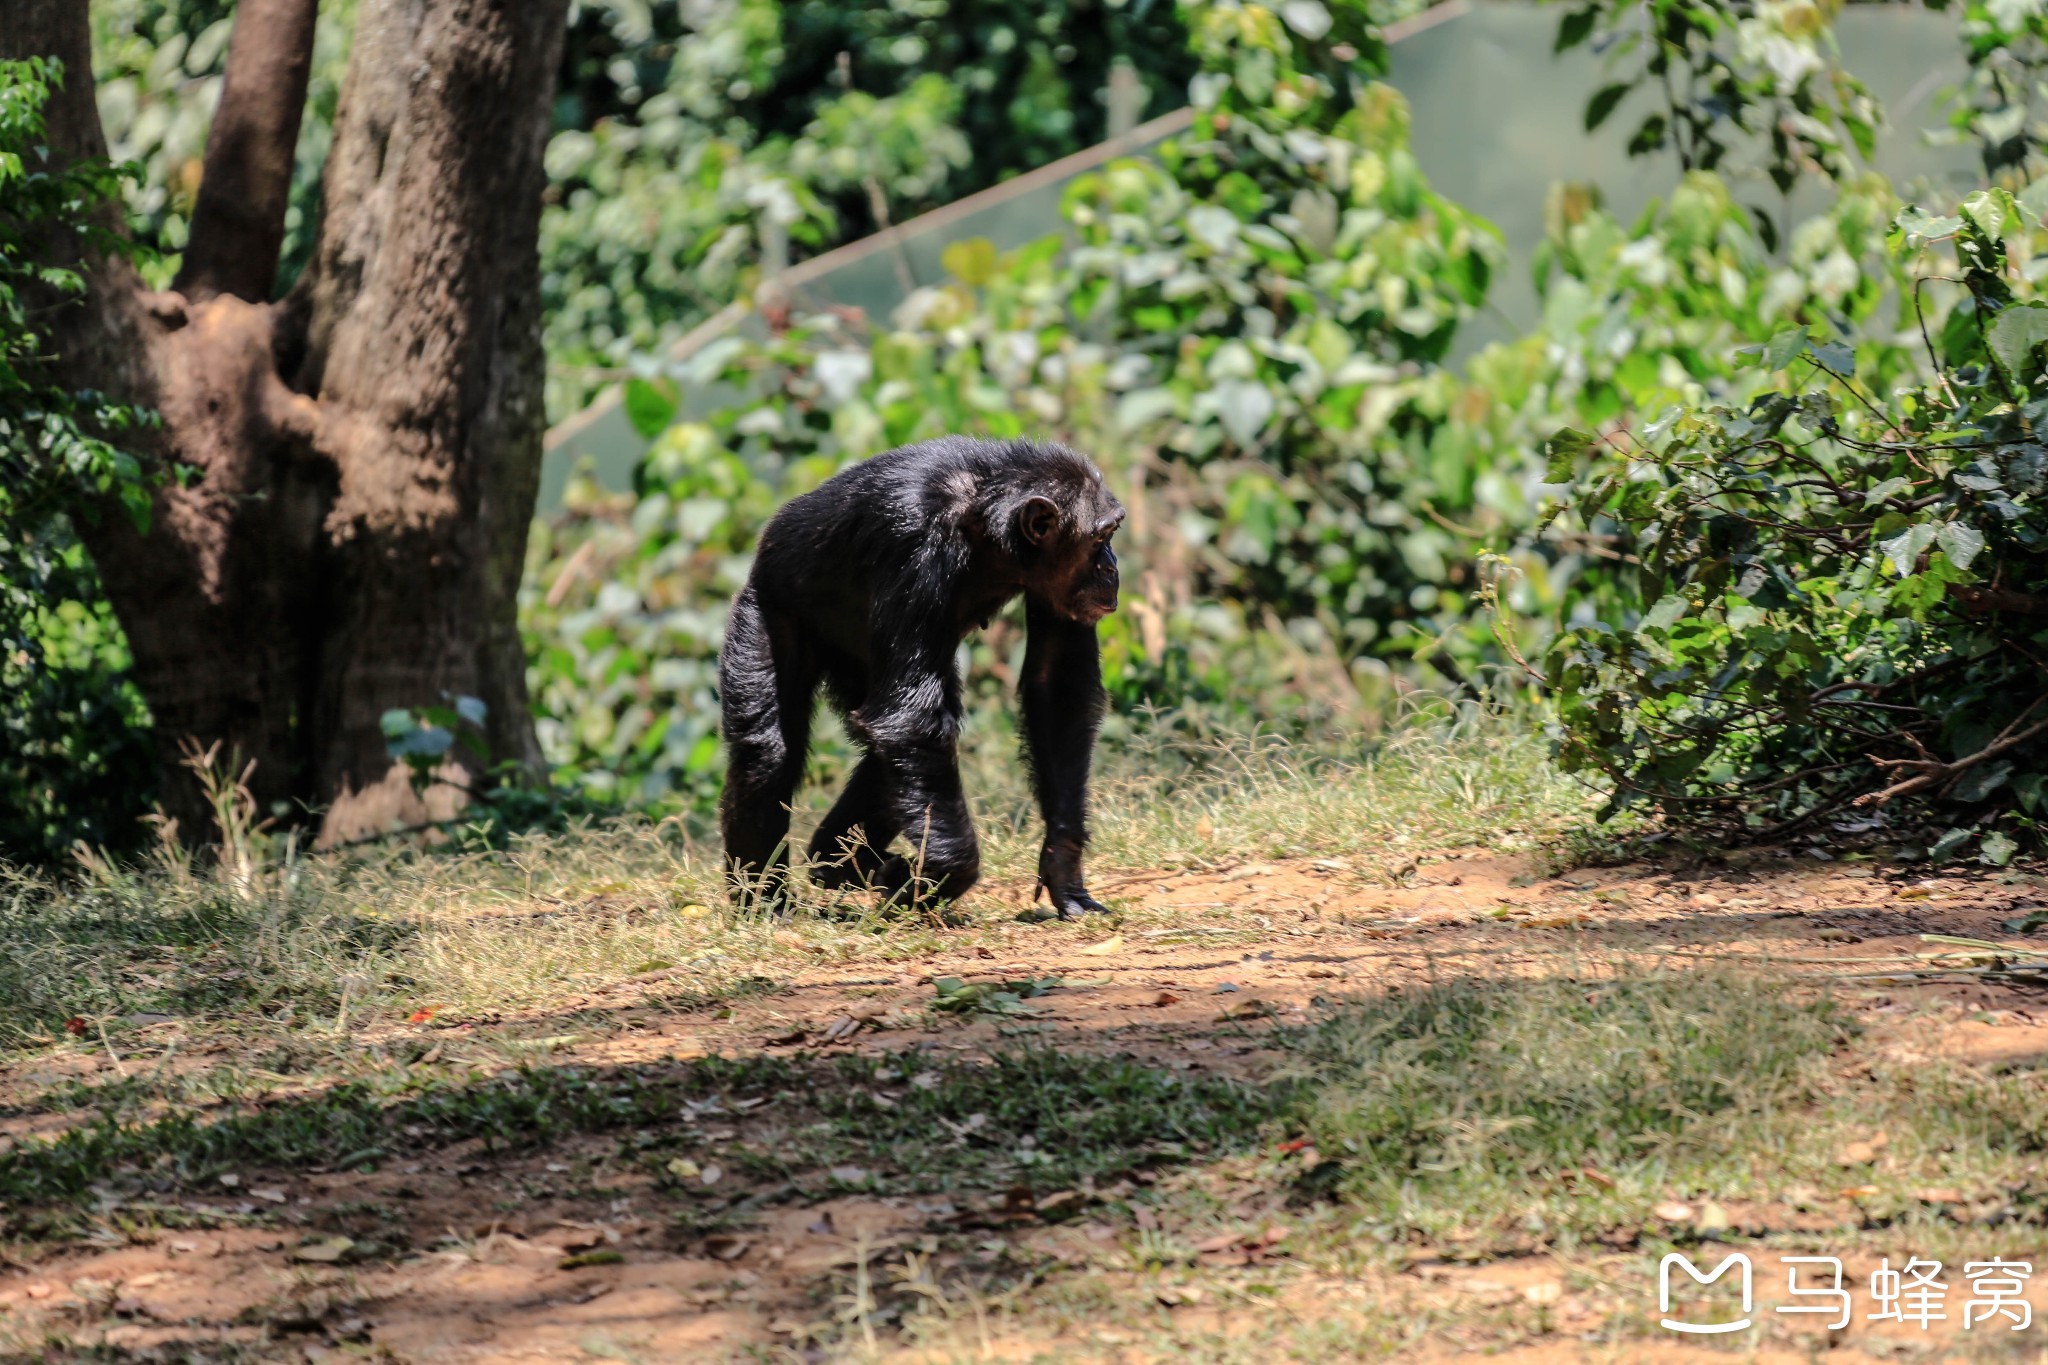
[719,436,1124,917]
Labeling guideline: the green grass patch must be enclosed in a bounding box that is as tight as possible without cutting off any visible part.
[1287,970,2048,1256]
[0,1047,1282,1236]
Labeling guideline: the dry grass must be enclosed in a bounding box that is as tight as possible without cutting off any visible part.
[0,702,1592,1051]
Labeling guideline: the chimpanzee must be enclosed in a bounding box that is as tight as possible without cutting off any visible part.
[719,435,1124,918]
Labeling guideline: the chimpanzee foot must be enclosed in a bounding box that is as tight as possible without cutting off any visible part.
[1039,883,1111,920]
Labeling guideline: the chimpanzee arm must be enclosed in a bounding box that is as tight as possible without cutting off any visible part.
[1021,595,1110,918]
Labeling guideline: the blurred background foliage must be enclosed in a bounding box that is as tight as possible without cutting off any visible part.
[13,0,2048,862]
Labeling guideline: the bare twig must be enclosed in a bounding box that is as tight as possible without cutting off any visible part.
[1857,696,2048,806]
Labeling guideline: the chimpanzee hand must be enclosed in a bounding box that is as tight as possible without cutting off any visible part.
[1036,839,1110,920]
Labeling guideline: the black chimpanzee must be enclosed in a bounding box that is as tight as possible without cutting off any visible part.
[718,435,1124,918]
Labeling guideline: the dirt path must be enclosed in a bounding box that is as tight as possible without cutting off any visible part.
[6,847,2048,1361]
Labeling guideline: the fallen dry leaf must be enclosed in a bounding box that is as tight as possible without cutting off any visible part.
[290,1237,354,1264]
[704,1236,749,1261]
[1078,935,1125,956]
[1652,1202,1694,1223]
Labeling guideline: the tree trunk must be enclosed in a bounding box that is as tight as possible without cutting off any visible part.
[6,0,565,846]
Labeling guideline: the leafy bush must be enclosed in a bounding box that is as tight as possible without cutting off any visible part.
[1542,184,2048,857]
[0,58,158,864]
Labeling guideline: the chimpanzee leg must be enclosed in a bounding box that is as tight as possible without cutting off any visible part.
[854,691,978,905]
[806,753,904,890]
[873,744,979,905]
[719,585,816,906]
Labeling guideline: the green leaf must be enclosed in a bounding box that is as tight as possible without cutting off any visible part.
[940,237,998,287]
[1544,427,1596,482]
[1882,523,1936,577]
[1555,8,1597,51]
[1954,761,2012,804]
[1963,187,2019,240]
[623,377,679,440]
[1585,83,1632,133]
[1929,826,1975,863]
[2020,176,2048,226]
[1214,381,1275,447]
[1937,521,1987,571]
[1643,596,1687,629]
[1763,326,1809,371]
[1987,302,2048,379]
[1894,207,1963,247]
[1810,339,1853,374]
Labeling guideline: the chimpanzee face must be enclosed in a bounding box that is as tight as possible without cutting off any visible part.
[1067,515,1122,623]
[1016,488,1124,624]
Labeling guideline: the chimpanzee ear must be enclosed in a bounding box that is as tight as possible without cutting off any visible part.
[1016,495,1060,547]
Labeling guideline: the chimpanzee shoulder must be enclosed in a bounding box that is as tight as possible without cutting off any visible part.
[755,436,1107,574]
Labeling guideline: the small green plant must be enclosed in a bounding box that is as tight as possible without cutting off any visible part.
[929,975,1067,1017]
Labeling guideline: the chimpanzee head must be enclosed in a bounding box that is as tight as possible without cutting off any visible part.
[1012,455,1125,624]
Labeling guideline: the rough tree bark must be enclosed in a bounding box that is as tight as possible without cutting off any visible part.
[5,0,566,845]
